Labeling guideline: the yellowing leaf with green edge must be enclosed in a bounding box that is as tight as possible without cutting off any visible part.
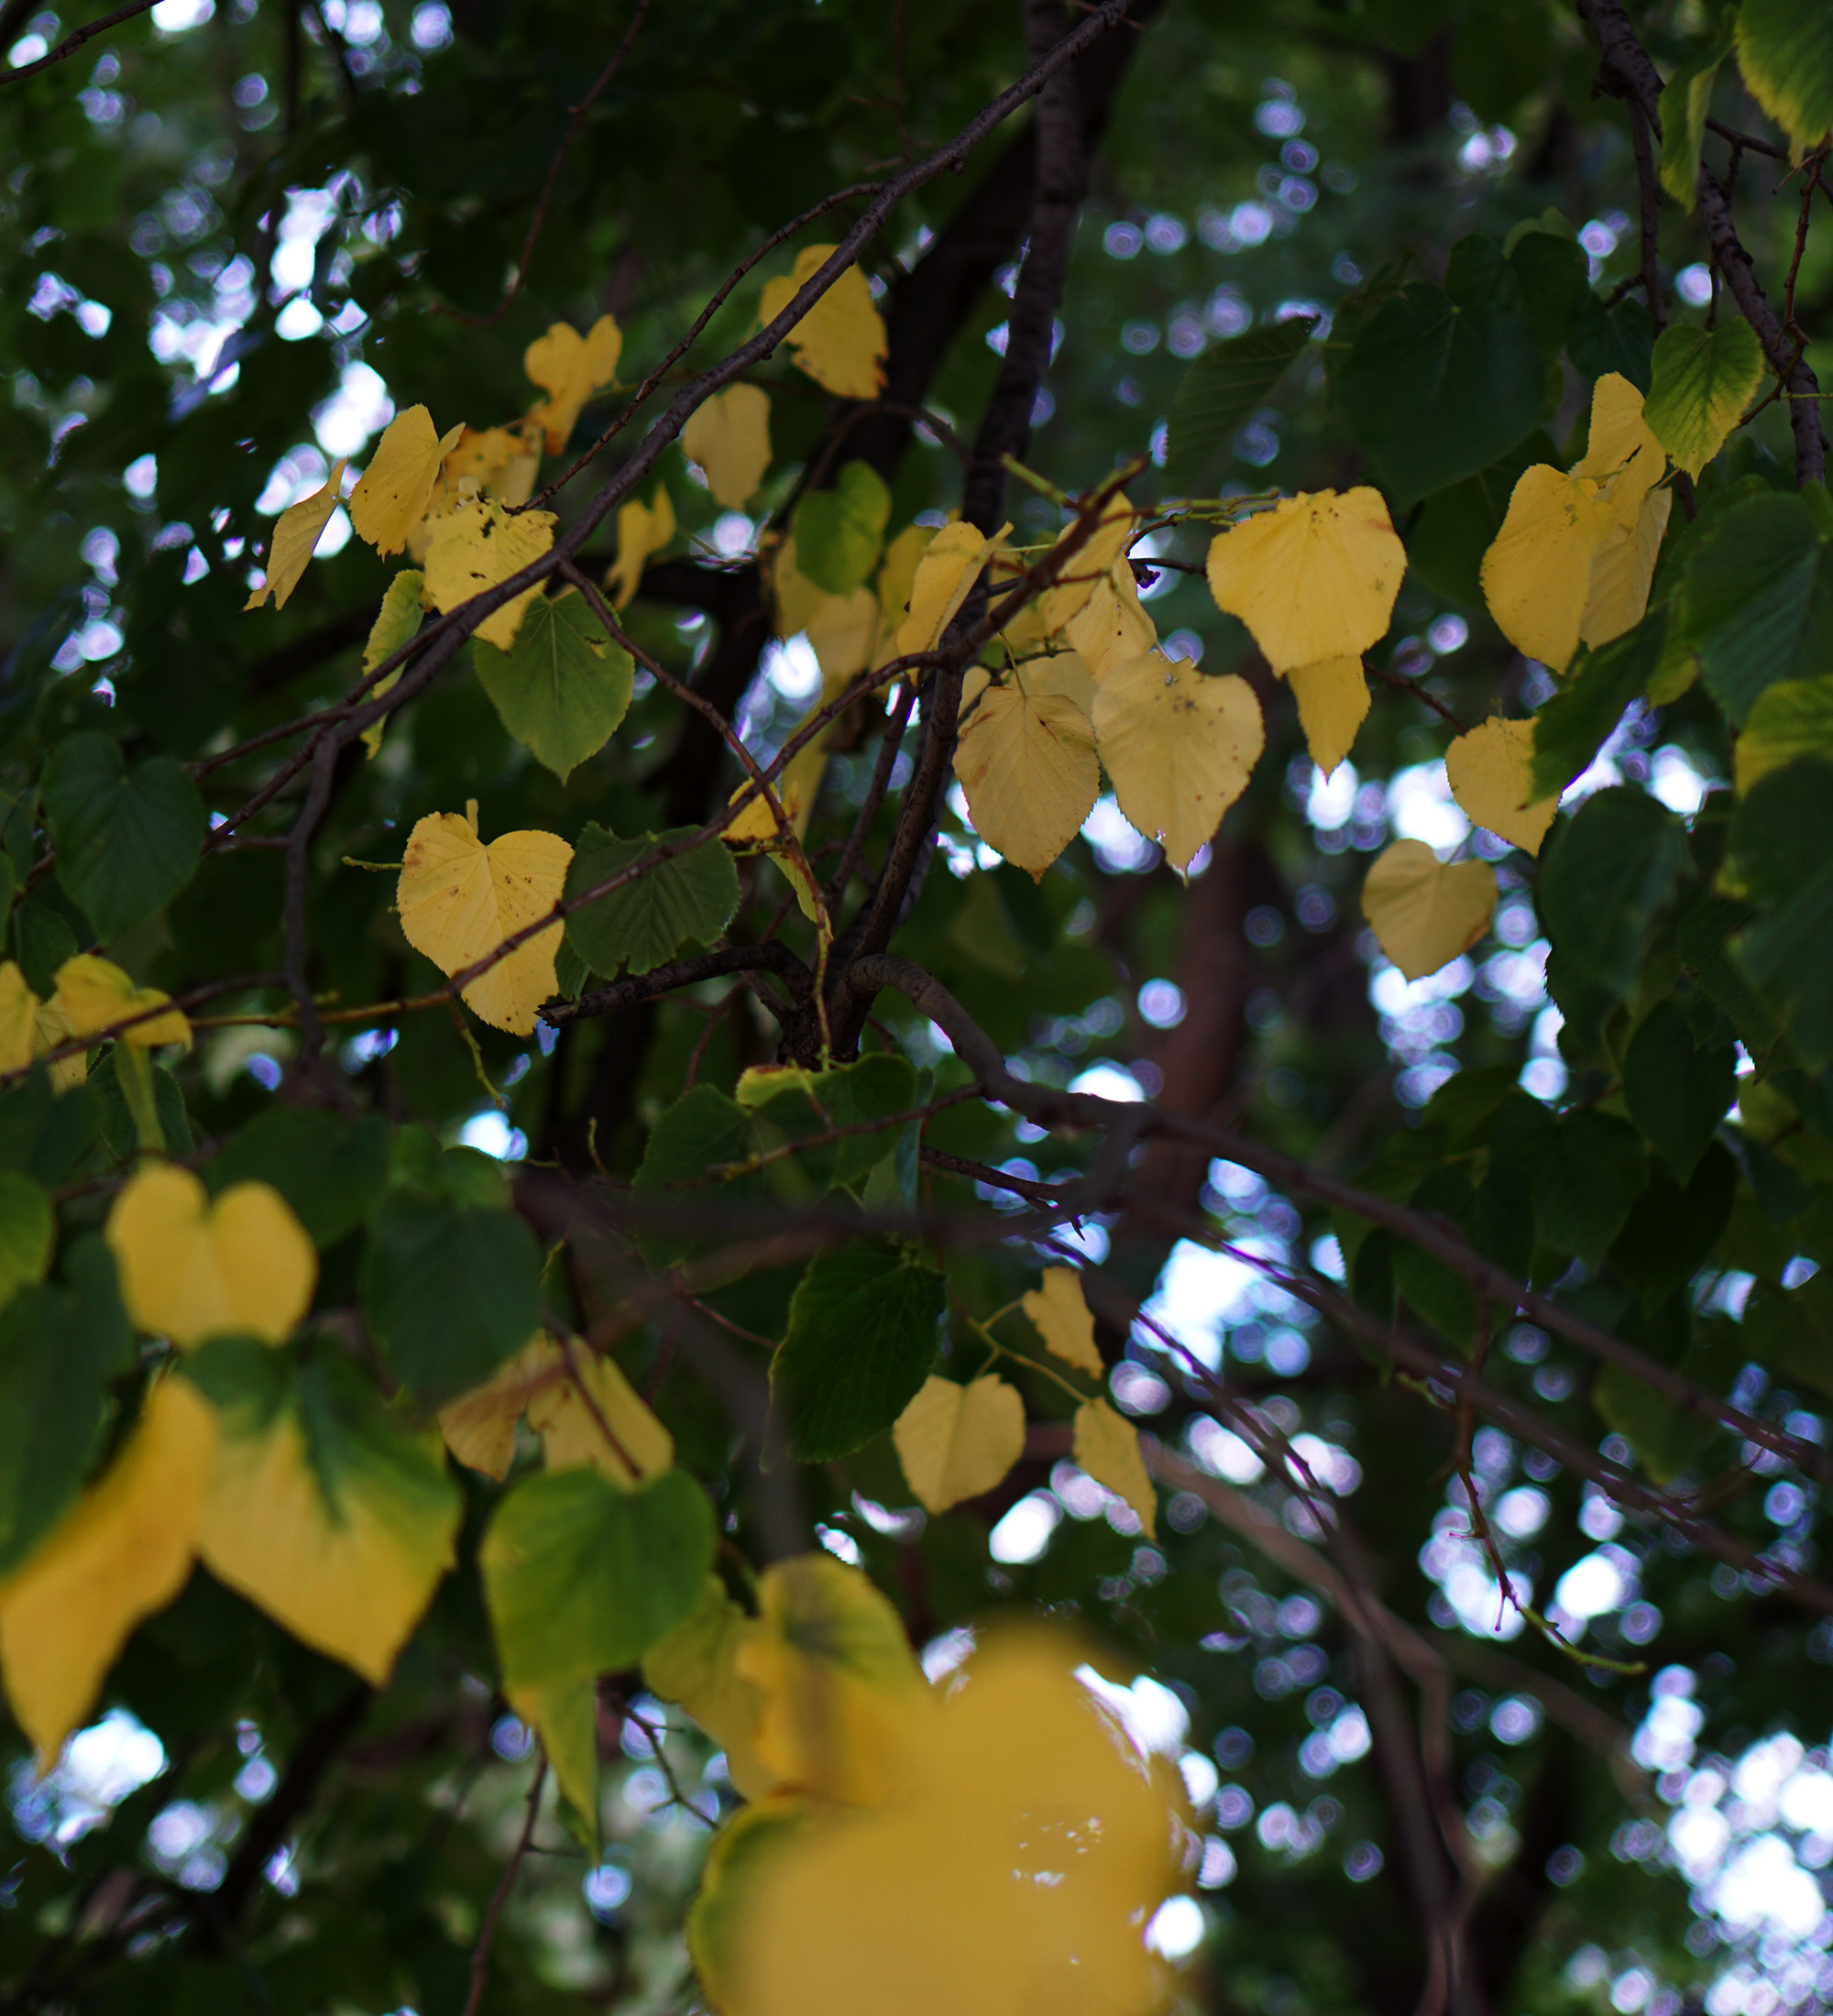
[1736,675,1833,795]
[396,805,573,1035]
[1072,1398,1157,1538]
[31,994,84,1092]
[1062,559,1156,681]
[437,1335,552,1480]
[896,520,997,656]
[1644,321,1766,478]
[892,1375,1025,1515]
[507,1677,599,1852]
[1735,0,1833,154]
[683,383,773,509]
[346,406,463,557]
[609,488,675,609]
[528,1342,673,1486]
[197,1354,462,1686]
[732,1554,936,1807]
[805,585,877,685]
[1037,492,1137,633]
[0,1375,215,1764]
[1362,839,1497,981]
[952,681,1099,881]
[643,1574,773,1800]
[53,955,190,1049]
[1092,652,1265,872]
[1580,483,1672,653]
[759,247,887,400]
[1205,488,1405,670]
[243,458,348,612]
[423,497,556,652]
[525,313,622,455]
[358,568,425,759]
[769,534,827,641]
[1445,718,1558,857]
[702,1629,1186,2016]
[1021,1265,1103,1375]
[106,1165,316,1349]
[1660,33,1732,208]
[1284,654,1369,778]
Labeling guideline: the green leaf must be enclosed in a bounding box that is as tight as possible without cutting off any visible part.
[1506,230,1587,360]
[1643,321,1765,478]
[92,1049,191,1161]
[1335,238,1544,508]
[1678,893,1782,1053]
[361,1189,543,1403]
[0,1241,133,1577]
[1407,430,1554,608]
[1683,491,1833,724]
[1608,1141,1737,1305]
[42,731,205,942]
[481,1467,714,1687]
[1726,758,1833,907]
[1736,0,1833,154]
[472,587,633,782]
[1593,1310,1729,1482]
[1735,676,1833,798]
[0,1170,53,1316]
[792,461,891,596]
[1529,615,1666,802]
[213,1107,392,1250]
[1622,1001,1737,1182]
[746,1054,918,1193]
[564,823,741,977]
[1566,291,1654,393]
[773,1239,945,1460]
[1744,1267,1833,1401]
[1165,315,1315,482]
[1527,1110,1648,1269]
[632,1084,760,1269]
[1537,785,1689,998]
[0,1070,99,1187]
[12,897,77,999]
[1659,31,1734,207]
[1734,866,1833,1069]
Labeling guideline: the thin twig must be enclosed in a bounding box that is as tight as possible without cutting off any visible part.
[462,1754,548,2016]
[1,0,156,82]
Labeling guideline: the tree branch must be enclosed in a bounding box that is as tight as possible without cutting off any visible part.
[544,942,814,1028]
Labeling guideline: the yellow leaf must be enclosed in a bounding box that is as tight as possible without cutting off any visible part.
[1575,372,1666,502]
[1061,559,1157,682]
[893,1375,1026,1515]
[357,568,427,761]
[1205,488,1406,670]
[643,1575,773,1801]
[1283,654,1369,777]
[759,247,887,401]
[1021,1265,1103,1375]
[198,1375,461,1687]
[1092,652,1265,872]
[1362,838,1497,981]
[243,458,348,612]
[396,806,573,1035]
[952,680,1099,880]
[437,1336,553,1480]
[53,955,190,1049]
[609,488,675,609]
[683,385,773,509]
[528,1342,674,1486]
[0,963,35,1075]
[1444,718,1559,857]
[895,520,997,656]
[876,523,936,633]
[30,992,85,1091]
[346,406,464,557]
[1480,463,1608,672]
[725,736,828,848]
[0,1376,216,1764]
[436,422,542,511]
[699,1628,1184,2016]
[770,535,827,641]
[1072,1397,1157,1538]
[106,1164,316,1350]
[507,1676,599,1849]
[423,497,556,652]
[1580,483,1673,653]
[525,313,622,456]
[732,1554,935,1807]
[1037,493,1138,634]
[805,586,878,685]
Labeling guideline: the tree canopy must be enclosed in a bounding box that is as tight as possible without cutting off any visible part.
[3,1,1833,2012]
